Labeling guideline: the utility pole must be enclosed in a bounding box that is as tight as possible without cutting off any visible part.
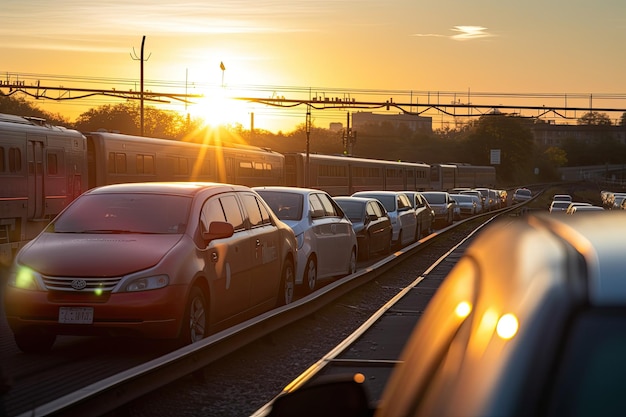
[305,106,311,188]
[131,36,150,136]
[342,112,356,155]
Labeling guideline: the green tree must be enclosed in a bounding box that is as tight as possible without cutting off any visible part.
[577,111,612,126]
[463,114,536,184]
[73,102,190,138]
[0,95,69,125]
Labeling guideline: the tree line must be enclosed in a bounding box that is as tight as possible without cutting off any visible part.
[2,95,626,187]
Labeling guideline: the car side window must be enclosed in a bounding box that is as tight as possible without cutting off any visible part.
[366,202,377,219]
[316,193,339,217]
[201,197,225,233]
[398,194,411,210]
[372,201,385,218]
[309,194,326,218]
[240,193,264,228]
[201,194,245,233]
[257,197,272,225]
[220,195,245,231]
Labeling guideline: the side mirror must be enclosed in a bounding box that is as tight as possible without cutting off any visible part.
[267,374,372,417]
[202,221,234,241]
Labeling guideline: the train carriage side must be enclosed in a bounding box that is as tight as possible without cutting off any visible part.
[223,145,285,187]
[430,163,457,191]
[456,164,496,188]
[86,132,285,189]
[0,114,87,266]
[284,153,354,196]
[284,153,430,195]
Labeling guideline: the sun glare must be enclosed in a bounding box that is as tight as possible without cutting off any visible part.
[188,87,251,128]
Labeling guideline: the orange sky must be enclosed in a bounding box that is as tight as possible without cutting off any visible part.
[2,0,626,132]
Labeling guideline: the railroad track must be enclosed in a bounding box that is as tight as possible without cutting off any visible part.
[0,201,529,417]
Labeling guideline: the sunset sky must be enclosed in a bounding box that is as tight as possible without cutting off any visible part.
[2,0,626,132]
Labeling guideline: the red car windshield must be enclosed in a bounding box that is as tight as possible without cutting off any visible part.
[49,193,192,234]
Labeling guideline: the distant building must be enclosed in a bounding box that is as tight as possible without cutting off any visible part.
[352,111,432,133]
[531,120,626,146]
[329,122,343,132]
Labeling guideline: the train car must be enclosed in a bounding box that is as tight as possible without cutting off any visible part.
[0,114,88,266]
[430,162,496,190]
[86,132,285,189]
[0,115,286,265]
[284,153,430,196]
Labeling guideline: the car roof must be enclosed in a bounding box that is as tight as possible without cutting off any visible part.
[472,212,626,305]
[86,182,245,197]
[353,190,403,195]
[333,196,378,204]
[254,186,327,195]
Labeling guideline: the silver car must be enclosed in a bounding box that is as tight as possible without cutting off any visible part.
[270,211,626,416]
[255,186,358,294]
[421,191,455,227]
[351,191,417,249]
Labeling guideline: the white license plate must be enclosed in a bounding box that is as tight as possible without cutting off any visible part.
[59,307,94,324]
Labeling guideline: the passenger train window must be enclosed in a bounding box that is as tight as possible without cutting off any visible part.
[136,154,155,174]
[47,152,59,175]
[108,152,127,174]
[9,147,22,172]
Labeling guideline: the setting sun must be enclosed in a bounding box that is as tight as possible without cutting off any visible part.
[186,85,252,128]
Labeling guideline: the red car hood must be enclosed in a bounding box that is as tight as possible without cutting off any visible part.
[18,233,184,277]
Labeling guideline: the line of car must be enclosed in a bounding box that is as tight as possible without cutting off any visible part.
[3,181,500,353]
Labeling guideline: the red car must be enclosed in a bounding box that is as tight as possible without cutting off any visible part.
[4,182,297,353]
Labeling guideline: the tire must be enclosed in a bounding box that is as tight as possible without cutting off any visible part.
[14,329,56,353]
[277,258,295,307]
[304,256,317,294]
[179,286,207,346]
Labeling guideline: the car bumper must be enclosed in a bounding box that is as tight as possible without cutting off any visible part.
[4,284,189,339]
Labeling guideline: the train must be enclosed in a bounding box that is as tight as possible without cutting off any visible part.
[0,113,495,265]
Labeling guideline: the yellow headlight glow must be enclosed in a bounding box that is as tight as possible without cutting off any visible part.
[496,313,519,340]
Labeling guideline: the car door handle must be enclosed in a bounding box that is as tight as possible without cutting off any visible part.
[211,251,218,263]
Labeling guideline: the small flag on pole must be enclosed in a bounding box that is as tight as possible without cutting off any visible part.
[220,61,225,71]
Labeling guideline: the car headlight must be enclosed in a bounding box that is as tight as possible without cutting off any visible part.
[8,266,42,291]
[122,275,169,292]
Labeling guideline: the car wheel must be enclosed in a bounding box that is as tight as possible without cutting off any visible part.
[179,286,207,345]
[14,329,56,353]
[277,258,295,307]
[347,248,357,275]
[304,256,317,293]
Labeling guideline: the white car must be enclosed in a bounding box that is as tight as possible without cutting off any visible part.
[351,191,418,249]
[255,186,358,294]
